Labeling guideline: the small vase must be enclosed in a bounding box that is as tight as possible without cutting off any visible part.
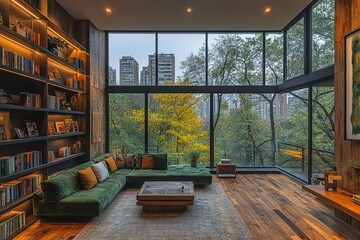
[191,160,197,168]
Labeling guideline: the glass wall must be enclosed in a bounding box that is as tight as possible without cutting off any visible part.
[108,33,155,86]
[148,92,210,165]
[276,89,309,181]
[108,94,145,153]
[214,93,275,166]
[286,18,305,79]
[208,33,263,85]
[312,0,335,71]
[158,33,205,86]
[266,33,283,85]
[312,85,335,175]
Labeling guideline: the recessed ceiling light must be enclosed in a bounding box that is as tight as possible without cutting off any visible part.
[105,7,112,14]
[186,7,192,13]
[264,7,271,14]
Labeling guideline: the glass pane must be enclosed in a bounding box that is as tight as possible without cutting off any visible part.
[312,0,335,71]
[312,85,335,176]
[148,92,210,166]
[208,33,263,85]
[158,33,205,86]
[108,94,145,153]
[214,93,275,166]
[287,18,305,79]
[108,33,155,86]
[276,89,309,181]
[265,33,283,85]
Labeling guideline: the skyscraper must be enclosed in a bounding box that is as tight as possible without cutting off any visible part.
[140,67,149,86]
[108,66,117,85]
[119,56,139,85]
[148,53,175,85]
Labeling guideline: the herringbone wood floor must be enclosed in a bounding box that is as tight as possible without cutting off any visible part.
[15,174,360,240]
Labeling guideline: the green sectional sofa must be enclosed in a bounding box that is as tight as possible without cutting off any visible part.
[34,153,212,217]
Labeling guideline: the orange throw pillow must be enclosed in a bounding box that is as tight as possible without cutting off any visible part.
[105,156,118,173]
[141,155,154,169]
[78,167,98,189]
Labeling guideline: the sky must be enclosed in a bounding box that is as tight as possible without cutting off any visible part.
[108,33,205,83]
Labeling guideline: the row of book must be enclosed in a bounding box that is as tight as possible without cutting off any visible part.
[18,92,41,108]
[0,211,25,239]
[353,195,360,205]
[0,174,42,208]
[47,95,61,110]
[59,147,72,158]
[0,46,38,76]
[66,78,82,89]
[14,26,41,45]
[0,151,43,177]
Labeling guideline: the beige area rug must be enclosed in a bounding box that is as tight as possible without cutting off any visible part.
[74,183,250,240]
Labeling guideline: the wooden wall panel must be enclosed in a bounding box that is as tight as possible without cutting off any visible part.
[335,0,360,193]
[47,0,76,38]
[88,22,106,159]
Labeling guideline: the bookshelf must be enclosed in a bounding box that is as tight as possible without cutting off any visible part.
[0,0,89,238]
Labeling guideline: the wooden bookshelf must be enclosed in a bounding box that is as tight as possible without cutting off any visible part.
[0,0,89,238]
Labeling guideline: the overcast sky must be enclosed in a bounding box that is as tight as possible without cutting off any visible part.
[108,33,205,83]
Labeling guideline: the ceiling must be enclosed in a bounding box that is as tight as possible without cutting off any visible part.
[56,0,313,31]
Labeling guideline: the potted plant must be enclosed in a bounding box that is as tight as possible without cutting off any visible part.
[188,150,201,168]
[47,35,69,56]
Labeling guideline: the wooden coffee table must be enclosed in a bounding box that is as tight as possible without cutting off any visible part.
[136,181,194,212]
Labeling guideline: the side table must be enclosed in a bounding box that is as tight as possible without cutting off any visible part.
[216,162,236,178]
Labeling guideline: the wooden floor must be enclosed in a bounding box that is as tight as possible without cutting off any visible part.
[16,174,360,240]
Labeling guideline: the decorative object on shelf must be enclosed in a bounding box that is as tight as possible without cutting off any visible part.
[72,120,79,132]
[52,68,61,80]
[71,140,82,154]
[48,121,55,135]
[70,94,80,111]
[0,112,11,140]
[55,121,65,133]
[92,113,102,143]
[0,117,6,140]
[25,121,39,137]
[0,89,14,105]
[345,28,360,140]
[47,35,69,56]
[48,150,56,162]
[64,119,73,133]
[188,150,200,168]
[324,171,342,191]
[14,128,28,138]
[55,91,72,111]
[220,159,231,164]
[0,12,3,25]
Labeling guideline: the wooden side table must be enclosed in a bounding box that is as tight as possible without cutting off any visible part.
[216,162,236,178]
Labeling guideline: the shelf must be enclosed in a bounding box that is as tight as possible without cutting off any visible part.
[47,52,86,74]
[47,109,86,115]
[0,165,46,183]
[0,136,48,146]
[0,24,47,53]
[46,152,86,167]
[0,104,48,112]
[0,191,40,215]
[47,81,85,94]
[47,22,86,51]
[0,65,48,83]
[47,132,86,140]
[7,214,39,240]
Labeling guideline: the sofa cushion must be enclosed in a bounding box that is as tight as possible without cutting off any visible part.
[124,154,136,168]
[105,156,118,173]
[152,154,168,170]
[126,169,168,187]
[115,154,126,168]
[166,164,212,185]
[77,167,98,190]
[41,161,93,203]
[92,153,111,163]
[140,155,153,169]
[92,162,110,182]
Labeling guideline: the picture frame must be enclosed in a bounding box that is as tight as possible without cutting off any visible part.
[14,128,28,138]
[48,121,55,135]
[25,121,39,137]
[55,121,66,133]
[0,112,11,140]
[64,119,73,133]
[52,68,61,80]
[72,120,79,132]
[345,28,360,140]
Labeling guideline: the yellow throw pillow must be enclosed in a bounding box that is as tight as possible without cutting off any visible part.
[141,155,154,169]
[78,167,98,190]
[105,156,118,173]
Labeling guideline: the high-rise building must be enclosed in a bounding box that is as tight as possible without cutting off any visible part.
[108,66,117,85]
[119,56,139,85]
[140,67,149,86]
[148,53,175,85]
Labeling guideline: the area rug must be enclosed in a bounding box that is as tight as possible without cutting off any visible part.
[74,183,250,240]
